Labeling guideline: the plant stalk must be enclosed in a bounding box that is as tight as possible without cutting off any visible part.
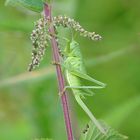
[44,3,74,140]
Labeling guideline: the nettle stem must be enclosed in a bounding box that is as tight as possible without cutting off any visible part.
[44,3,74,140]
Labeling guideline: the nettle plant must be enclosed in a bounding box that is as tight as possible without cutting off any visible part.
[6,0,128,140]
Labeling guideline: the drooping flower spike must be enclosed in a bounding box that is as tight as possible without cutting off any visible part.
[28,18,49,71]
[53,15,102,41]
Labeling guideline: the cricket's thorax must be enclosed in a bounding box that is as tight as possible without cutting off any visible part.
[65,69,82,96]
[64,56,85,72]
[64,40,86,72]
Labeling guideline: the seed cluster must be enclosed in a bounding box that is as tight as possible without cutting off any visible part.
[53,15,102,41]
[28,18,49,71]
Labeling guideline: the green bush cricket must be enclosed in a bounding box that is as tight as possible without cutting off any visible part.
[57,38,106,134]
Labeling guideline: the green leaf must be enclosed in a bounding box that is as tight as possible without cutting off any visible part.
[5,0,44,12]
[80,121,128,140]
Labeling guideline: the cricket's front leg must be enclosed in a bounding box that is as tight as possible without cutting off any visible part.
[59,84,79,96]
[59,85,85,97]
[59,85,77,96]
[59,87,67,96]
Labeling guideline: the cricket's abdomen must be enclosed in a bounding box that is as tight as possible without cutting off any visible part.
[66,70,82,96]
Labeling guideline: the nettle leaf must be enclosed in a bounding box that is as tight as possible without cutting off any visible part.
[5,0,44,12]
[80,121,128,140]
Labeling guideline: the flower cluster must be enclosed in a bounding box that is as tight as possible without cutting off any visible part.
[53,15,102,41]
[28,18,49,71]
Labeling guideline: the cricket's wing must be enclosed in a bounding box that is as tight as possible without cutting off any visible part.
[70,70,106,88]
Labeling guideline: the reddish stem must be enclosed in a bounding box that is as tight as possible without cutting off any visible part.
[44,3,74,140]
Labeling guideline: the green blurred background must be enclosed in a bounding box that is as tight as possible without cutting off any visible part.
[0,0,140,140]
